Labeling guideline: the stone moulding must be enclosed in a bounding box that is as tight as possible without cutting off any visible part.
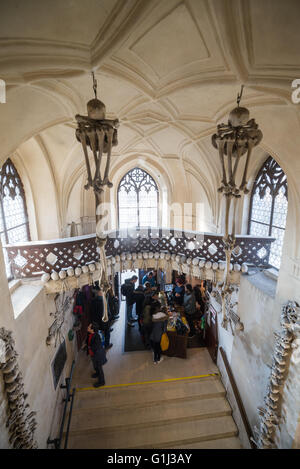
[0,328,37,449]
[253,301,300,449]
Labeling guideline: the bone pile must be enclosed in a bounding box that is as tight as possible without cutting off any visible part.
[0,328,37,449]
[253,301,300,449]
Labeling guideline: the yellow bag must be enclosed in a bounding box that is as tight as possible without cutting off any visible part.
[160,332,169,352]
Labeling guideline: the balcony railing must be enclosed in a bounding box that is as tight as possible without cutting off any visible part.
[3,227,275,279]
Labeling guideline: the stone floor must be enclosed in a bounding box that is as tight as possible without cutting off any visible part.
[72,302,218,389]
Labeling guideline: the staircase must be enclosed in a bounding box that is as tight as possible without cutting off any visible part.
[67,375,242,449]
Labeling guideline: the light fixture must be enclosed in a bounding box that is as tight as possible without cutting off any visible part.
[211,85,263,328]
[75,72,120,321]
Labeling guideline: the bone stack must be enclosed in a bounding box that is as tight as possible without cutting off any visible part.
[0,328,38,449]
[253,301,300,449]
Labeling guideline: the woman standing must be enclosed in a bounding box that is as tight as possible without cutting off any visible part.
[86,322,107,388]
[150,311,168,364]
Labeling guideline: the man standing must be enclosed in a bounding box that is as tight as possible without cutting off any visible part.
[142,271,157,289]
[87,323,107,388]
[121,275,138,327]
[91,287,113,350]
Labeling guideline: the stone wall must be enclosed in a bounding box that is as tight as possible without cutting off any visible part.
[216,271,300,449]
[0,245,78,449]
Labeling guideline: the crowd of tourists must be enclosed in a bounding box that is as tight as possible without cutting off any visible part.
[121,272,206,364]
[81,272,207,387]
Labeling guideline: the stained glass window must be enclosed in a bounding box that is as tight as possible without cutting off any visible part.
[118,168,159,229]
[248,156,287,269]
[0,159,30,278]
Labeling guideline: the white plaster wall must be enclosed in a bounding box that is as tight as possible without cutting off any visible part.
[11,288,77,448]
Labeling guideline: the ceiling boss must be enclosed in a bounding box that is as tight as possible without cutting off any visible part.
[211,85,263,328]
[75,72,120,321]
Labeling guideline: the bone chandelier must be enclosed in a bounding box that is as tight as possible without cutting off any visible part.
[211,86,263,328]
[75,73,120,321]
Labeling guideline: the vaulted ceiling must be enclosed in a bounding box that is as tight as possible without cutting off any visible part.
[1,0,300,235]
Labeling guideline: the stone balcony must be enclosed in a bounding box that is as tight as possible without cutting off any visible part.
[4,227,275,282]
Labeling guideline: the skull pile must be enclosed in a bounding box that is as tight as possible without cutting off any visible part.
[0,328,37,449]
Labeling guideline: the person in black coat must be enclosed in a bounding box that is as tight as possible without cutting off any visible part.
[107,284,119,321]
[87,323,107,388]
[134,285,145,332]
[91,289,113,350]
[122,275,138,326]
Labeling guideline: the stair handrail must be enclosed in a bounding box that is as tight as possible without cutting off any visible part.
[47,360,76,449]
[219,347,256,449]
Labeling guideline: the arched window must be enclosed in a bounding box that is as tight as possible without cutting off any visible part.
[118,168,159,229]
[0,159,30,278]
[248,156,288,269]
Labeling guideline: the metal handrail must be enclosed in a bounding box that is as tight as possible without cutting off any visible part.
[47,360,76,449]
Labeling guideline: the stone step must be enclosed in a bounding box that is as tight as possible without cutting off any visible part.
[170,437,243,449]
[67,415,238,449]
[74,376,224,411]
[69,396,232,433]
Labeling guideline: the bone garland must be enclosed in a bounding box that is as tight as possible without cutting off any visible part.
[0,328,37,449]
[252,301,300,449]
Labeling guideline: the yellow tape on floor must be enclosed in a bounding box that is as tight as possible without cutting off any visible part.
[77,373,219,392]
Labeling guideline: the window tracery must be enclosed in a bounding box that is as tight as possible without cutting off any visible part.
[118,168,159,229]
[0,159,30,278]
[248,156,287,269]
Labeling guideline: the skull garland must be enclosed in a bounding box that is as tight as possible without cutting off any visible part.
[0,328,37,449]
[252,301,300,449]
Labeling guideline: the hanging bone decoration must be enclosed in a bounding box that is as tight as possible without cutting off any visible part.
[209,285,244,335]
[211,85,263,327]
[75,72,119,322]
[252,301,300,449]
[0,328,37,449]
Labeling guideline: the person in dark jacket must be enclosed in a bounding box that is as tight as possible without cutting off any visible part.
[150,312,168,364]
[140,294,160,349]
[172,278,185,306]
[107,284,120,322]
[134,285,145,332]
[91,289,113,350]
[193,285,205,313]
[87,322,107,388]
[122,275,138,327]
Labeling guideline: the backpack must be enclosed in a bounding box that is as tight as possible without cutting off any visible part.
[121,283,130,296]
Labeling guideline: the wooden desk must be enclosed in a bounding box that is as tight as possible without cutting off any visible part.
[164,308,189,359]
